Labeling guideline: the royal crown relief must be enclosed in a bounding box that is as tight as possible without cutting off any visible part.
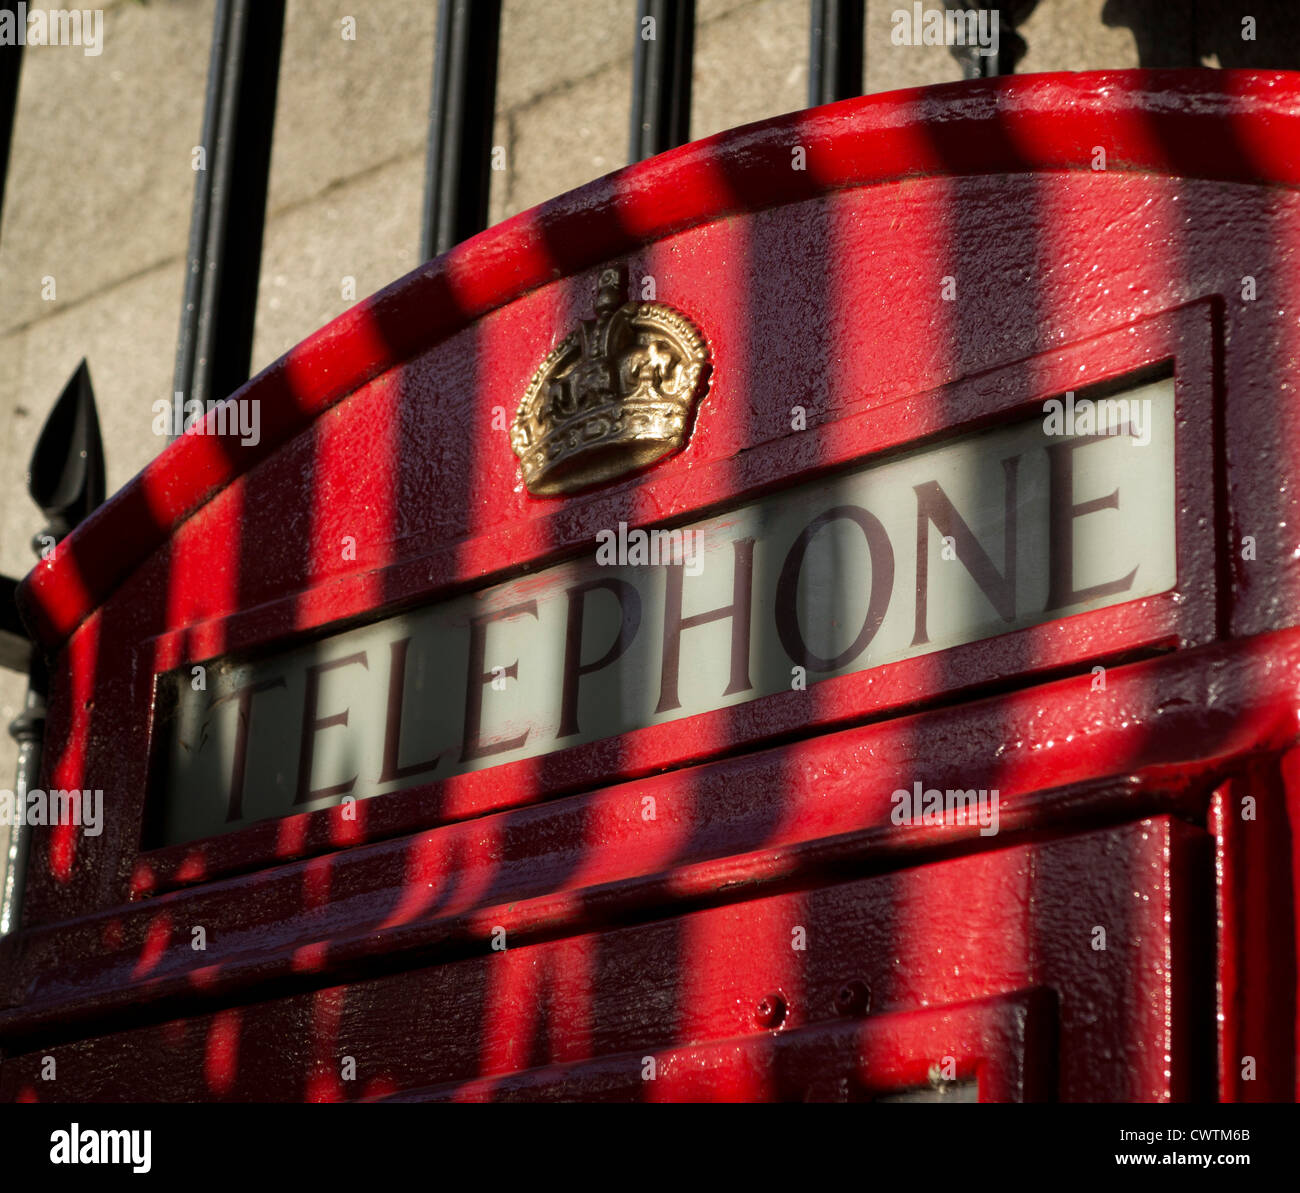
[511,266,711,496]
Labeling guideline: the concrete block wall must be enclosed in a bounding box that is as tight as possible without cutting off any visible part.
[3,0,1295,893]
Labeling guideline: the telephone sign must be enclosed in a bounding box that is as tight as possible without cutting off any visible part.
[156,377,1176,845]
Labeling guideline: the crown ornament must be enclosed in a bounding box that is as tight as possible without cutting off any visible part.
[511,266,710,496]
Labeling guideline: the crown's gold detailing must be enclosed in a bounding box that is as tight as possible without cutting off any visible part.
[511,266,710,496]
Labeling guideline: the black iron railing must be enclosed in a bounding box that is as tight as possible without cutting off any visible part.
[171,0,285,430]
[421,0,502,260]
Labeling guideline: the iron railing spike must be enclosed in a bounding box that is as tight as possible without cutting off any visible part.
[2,358,107,935]
[27,357,105,549]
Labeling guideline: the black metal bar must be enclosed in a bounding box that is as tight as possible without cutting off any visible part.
[420,0,503,261]
[171,0,285,435]
[808,0,863,107]
[629,0,695,163]
[0,2,23,240]
[2,654,44,935]
[948,2,1028,79]
[0,575,30,674]
[1,361,104,936]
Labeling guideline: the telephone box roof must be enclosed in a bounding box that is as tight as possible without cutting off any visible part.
[18,68,1300,652]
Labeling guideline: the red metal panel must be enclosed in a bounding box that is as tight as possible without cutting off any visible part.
[0,821,1203,1102]
[23,72,1300,917]
[106,301,1212,895]
[380,991,1057,1102]
[0,626,1293,1045]
[19,215,1227,918]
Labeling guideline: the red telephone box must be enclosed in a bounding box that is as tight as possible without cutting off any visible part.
[1,69,1297,1103]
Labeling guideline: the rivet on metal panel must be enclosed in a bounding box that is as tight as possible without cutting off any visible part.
[754,992,787,1029]
[834,979,871,1018]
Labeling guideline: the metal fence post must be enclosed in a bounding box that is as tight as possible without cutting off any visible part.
[1,361,104,936]
[420,0,503,261]
[630,0,695,163]
[809,0,864,107]
[171,0,285,439]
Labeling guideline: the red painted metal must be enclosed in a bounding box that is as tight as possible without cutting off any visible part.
[381,990,1059,1102]
[18,68,1300,653]
[0,627,1290,1046]
[41,299,1218,901]
[1,823,1200,1101]
[4,69,1300,1101]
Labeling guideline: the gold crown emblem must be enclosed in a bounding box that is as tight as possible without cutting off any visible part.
[511,266,710,496]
